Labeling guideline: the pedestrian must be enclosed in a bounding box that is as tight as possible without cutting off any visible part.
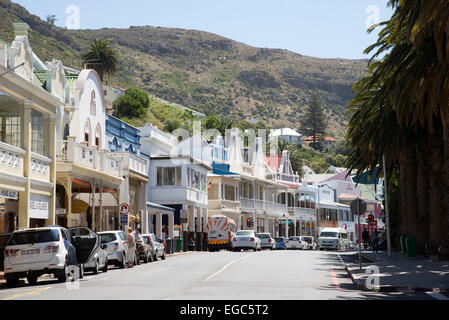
[125,227,136,268]
[132,228,142,265]
[372,228,379,253]
[362,228,370,251]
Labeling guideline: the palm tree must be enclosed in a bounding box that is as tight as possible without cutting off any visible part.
[81,38,118,81]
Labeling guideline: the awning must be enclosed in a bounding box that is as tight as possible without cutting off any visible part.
[146,202,175,213]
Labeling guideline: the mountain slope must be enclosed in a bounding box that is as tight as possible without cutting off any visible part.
[1,0,368,139]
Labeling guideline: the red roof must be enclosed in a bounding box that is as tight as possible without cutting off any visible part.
[265,155,281,171]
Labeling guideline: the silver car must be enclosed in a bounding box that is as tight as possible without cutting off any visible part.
[256,233,276,250]
[141,233,166,261]
[98,231,129,268]
[232,230,261,252]
[70,227,108,274]
[301,236,317,250]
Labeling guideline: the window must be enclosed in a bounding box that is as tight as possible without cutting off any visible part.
[157,167,182,186]
[95,124,102,147]
[338,210,343,221]
[208,184,219,200]
[225,185,235,201]
[31,109,48,156]
[0,92,22,148]
[84,119,91,146]
[9,229,59,245]
[90,90,96,115]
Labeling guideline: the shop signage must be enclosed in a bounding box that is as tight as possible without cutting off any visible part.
[0,189,18,200]
[29,194,50,219]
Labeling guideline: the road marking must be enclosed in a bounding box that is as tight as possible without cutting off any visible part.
[2,287,50,300]
[203,253,256,282]
[426,292,449,300]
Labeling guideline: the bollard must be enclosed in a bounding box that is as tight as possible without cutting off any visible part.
[405,237,416,258]
[400,235,407,254]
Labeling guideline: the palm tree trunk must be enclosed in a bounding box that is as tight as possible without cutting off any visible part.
[398,145,408,237]
[426,130,444,253]
[440,116,449,257]
[405,143,418,241]
[415,145,428,254]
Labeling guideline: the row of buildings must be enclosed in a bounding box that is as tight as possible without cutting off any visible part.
[0,23,382,251]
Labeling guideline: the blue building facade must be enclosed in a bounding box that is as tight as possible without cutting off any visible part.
[105,114,148,157]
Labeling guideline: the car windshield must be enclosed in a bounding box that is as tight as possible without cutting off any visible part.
[100,233,117,243]
[320,232,337,238]
[8,229,59,245]
[302,237,312,243]
[236,231,253,236]
[257,234,270,239]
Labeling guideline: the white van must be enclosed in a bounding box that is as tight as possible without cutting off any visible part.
[318,228,349,251]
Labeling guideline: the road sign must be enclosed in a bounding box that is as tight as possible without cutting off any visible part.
[350,198,367,215]
[120,203,130,215]
[120,213,129,226]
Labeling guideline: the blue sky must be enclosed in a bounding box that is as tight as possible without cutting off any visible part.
[13,0,393,59]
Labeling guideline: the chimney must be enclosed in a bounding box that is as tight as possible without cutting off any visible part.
[13,22,30,37]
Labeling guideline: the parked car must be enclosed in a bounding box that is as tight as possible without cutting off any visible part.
[3,226,98,288]
[136,234,152,263]
[141,233,166,261]
[232,230,261,252]
[0,233,11,272]
[286,236,307,250]
[318,228,348,251]
[274,237,287,250]
[70,227,108,274]
[256,233,276,250]
[301,236,317,250]
[98,230,128,268]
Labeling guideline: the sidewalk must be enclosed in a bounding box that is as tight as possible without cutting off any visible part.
[342,251,449,292]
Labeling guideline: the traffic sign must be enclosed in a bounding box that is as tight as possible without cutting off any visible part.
[120,213,129,226]
[350,198,367,215]
[120,203,130,215]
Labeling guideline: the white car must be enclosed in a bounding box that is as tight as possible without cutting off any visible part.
[256,233,276,250]
[232,230,261,252]
[3,226,100,288]
[98,230,129,268]
[286,236,308,250]
[301,236,317,250]
[141,233,166,261]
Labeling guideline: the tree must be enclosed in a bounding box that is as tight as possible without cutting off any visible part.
[299,94,327,151]
[114,88,149,119]
[82,39,118,81]
[163,119,181,133]
[46,14,57,25]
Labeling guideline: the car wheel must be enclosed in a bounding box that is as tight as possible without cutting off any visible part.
[93,259,99,275]
[27,274,38,286]
[154,252,159,261]
[161,251,166,260]
[102,259,108,273]
[5,274,19,288]
[57,260,69,283]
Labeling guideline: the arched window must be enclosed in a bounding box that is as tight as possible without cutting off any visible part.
[84,119,92,146]
[90,90,96,115]
[95,123,102,148]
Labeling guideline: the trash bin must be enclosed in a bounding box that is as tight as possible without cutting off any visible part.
[165,237,173,254]
[176,237,183,252]
[400,235,407,254]
[405,237,416,257]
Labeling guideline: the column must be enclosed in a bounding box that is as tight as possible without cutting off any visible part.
[155,212,162,239]
[46,115,57,226]
[98,184,104,232]
[67,177,72,227]
[90,182,96,231]
[168,212,174,254]
[19,104,32,228]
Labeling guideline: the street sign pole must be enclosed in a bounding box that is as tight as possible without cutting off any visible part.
[358,199,362,270]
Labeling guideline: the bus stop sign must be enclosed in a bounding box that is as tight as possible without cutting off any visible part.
[350,198,367,216]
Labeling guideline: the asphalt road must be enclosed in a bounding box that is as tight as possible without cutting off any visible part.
[0,250,439,300]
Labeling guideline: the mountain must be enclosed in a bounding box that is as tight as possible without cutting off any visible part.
[0,0,368,139]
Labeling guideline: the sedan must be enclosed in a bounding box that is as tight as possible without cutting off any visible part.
[256,233,276,250]
[232,230,261,252]
[286,236,308,250]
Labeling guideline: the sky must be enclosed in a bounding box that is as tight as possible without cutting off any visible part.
[12,0,394,60]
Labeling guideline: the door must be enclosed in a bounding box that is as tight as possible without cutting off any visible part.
[69,227,100,264]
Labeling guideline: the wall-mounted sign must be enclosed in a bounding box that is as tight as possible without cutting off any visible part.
[120,214,129,226]
[120,203,130,215]
[29,194,50,219]
[0,189,18,200]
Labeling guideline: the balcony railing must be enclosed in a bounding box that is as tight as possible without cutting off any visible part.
[240,197,255,211]
[276,173,300,184]
[0,142,24,177]
[112,152,149,177]
[208,199,240,212]
[30,152,51,182]
[57,139,121,178]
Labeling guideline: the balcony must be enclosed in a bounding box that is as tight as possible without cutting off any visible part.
[112,152,149,178]
[30,152,51,182]
[240,197,255,212]
[0,141,24,177]
[275,173,300,184]
[57,138,122,178]
[290,206,317,222]
[208,199,240,212]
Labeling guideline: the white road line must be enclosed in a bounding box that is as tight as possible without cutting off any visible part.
[426,291,449,300]
[203,253,256,282]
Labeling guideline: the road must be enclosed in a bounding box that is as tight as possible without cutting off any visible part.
[0,250,440,300]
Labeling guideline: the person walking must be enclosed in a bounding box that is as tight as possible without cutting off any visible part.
[372,228,379,253]
[125,227,136,268]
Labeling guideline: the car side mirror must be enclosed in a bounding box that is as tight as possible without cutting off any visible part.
[101,243,107,250]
